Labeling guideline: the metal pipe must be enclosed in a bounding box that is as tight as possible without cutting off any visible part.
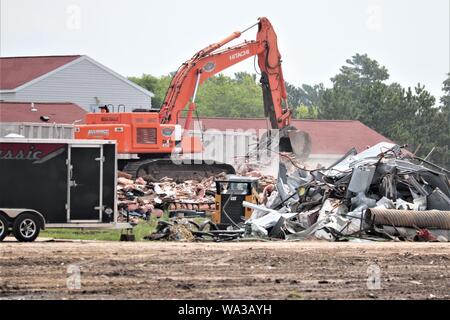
[201,21,258,57]
[366,208,450,229]
[241,22,259,34]
[183,71,202,131]
[243,201,275,213]
[191,71,201,104]
[424,146,436,161]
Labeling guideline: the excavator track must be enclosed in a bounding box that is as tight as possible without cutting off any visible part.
[123,159,236,182]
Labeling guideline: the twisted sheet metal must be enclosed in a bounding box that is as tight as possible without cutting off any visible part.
[366,209,450,229]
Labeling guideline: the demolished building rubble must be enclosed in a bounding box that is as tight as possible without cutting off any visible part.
[243,142,450,242]
[116,169,275,225]
[121,142,450,242]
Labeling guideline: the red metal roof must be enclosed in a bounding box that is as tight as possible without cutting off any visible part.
[183,117,394,154]
[0,55,81,90]
[0,101,86,124]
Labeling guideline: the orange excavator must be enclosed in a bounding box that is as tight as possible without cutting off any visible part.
[75,17,310,180]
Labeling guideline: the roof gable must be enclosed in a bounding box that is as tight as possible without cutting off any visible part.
[81,56,154,97]
[0,55,154,98]
[0,55,81,90]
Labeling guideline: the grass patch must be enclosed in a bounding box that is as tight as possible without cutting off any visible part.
[286,291,304,299]
[40,217,160,242]
[40,214,210,242]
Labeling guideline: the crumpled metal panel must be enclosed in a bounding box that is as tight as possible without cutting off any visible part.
[348,165,376,193]
[427,188,450,210]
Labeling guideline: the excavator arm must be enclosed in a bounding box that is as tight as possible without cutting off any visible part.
[159,17,292,131]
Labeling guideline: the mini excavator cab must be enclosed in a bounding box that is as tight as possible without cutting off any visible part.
[212,175,259,229]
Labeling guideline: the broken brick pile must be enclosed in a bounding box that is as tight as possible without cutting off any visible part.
[116,167,277,224]
[117,172,215,223]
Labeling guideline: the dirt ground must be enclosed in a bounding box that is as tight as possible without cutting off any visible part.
[0,239,449,300]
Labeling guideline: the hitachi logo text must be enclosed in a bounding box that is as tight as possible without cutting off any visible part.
[88,129,109,136]
[230,50,250,60]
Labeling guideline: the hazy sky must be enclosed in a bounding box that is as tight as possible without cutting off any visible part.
[1,0,449,99]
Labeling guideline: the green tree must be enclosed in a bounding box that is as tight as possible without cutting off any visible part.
[431,74,450,167]
[318,53,390,120]
[442,73,450,107]
[195,73,264,118]
[317,54,449,168]
[128,74,172,108]
[295,104,318,119]
[285,82,323,119]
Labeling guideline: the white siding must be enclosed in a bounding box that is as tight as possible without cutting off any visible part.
[0,58,152,112]
[0,122,74,139]
[0,92,15,101]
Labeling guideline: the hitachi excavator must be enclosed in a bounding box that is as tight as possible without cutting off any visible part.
[75,17,310,180]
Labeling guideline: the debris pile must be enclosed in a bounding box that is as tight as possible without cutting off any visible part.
[244,142,450,242]
[116,172,221,224]
[145,219,244,242]
[128,142,450,243]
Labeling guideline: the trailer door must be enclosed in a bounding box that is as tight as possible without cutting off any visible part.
[68,145,104,222]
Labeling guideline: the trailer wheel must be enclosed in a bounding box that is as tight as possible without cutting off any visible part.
[0,215,8,242]
[12,213,41,242]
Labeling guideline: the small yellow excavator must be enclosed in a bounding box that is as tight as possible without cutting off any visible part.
[212,175,260,228]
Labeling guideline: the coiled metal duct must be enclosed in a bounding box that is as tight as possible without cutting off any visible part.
[366,209,450,229]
